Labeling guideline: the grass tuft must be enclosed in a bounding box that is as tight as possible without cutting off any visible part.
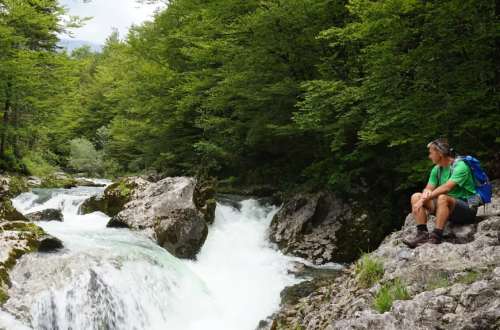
[355,254,384,288]
[373,278,410,313]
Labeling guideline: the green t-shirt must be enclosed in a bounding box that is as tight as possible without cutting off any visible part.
[428,160,477,200]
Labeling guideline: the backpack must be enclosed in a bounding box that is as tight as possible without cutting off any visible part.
[457,155,493,205]
[437,155,492,205]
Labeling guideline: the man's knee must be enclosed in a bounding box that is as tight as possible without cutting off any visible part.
[411,193,422,204]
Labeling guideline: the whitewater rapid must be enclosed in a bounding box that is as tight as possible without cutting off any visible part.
[1,184,299,330]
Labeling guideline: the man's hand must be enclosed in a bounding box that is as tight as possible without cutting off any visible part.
[413,198,425,213]
[422,190,431,200]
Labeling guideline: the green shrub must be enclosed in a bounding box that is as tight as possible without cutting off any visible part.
[373,278,410,313]
[68,138,104,176]
[355,254,384,288]
[22,152,59,177]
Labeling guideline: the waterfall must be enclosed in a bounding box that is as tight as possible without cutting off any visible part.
[2,185,299,330]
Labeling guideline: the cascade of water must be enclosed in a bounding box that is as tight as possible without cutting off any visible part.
[2,185,299,330]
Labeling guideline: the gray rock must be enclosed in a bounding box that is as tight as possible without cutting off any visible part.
[25,209,63,222]
[107,177,214,259]
[26,176,42,187]
[37,234,63,252]
[74,178,106,187]
[269,192,376,264]
[0,220,62,304]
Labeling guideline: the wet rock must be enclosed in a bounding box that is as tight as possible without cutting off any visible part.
[107,177,213,259]
[25,209,63,222]
[37,234,63,252]
[155,208,208,259]
[193,178,216,225]
[269,192,374,264]
[74,178,106,187]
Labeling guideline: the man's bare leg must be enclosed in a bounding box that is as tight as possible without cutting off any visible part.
[411,192,435,224]
[434,195,456,230]
[404,193,435,248]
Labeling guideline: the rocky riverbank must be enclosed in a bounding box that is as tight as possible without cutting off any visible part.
[265,181,500,329]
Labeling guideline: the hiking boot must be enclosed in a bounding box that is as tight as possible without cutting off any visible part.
[428,232,442,245]
[402,231,429,249]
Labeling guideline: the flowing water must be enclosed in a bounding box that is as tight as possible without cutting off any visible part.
[1,183,299,330]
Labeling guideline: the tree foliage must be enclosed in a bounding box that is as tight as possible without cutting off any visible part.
[2,0,498,212]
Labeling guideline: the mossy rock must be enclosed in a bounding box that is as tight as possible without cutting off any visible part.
[79,178,140,217]
[0,221,62,305]
[40,174,77,189]
[0,198,28,221]
[194,178,217,224]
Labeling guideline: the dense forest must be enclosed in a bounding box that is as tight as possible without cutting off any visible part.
[1,0,498,204]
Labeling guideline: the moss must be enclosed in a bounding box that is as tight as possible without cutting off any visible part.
[117,180,133,198]
[80,178,136,217]
[355,254,384,288]
[1,221,45,236]
[373,278,410,313]
[0,288,8,305]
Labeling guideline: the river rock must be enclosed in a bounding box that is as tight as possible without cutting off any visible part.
[74,178,106,187]
[0,220,61,305]
[266,180,500,330]
[79,177,149,216]
[25,209,63,222]
[107,177,213,259]
[37,234,63,252]
[269,192,376,264]
[26,176,42,187]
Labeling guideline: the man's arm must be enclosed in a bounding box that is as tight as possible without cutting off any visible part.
[423,180,456,201]
[422,184,435,196]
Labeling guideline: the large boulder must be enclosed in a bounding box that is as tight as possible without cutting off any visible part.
[0,220,62,305]
[25,209,63,222]
[266,181,500,330]
[107,177,213,259]
[79,177,149,216]
[269,192,376,264]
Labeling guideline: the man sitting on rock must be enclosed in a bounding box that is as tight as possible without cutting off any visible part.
[403,138,478,248]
